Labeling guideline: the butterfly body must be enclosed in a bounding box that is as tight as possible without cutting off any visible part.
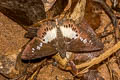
[21,19,103,60]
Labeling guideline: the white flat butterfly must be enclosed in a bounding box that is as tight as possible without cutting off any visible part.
[21,19,103,60]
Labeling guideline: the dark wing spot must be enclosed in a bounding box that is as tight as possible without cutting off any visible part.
[43,32,46,36]
[43,39,45,41]
[76,34,78,37]
[44,28,46,31]
[43,32,45,35]
[64,25,66,27]
[68,24,71,27]
[66,25,68,28]
[42,35,44,38]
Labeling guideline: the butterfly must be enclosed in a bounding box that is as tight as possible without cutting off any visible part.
[21,19,104,60]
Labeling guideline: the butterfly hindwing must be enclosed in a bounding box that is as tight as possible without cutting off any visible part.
[21,37,57,60]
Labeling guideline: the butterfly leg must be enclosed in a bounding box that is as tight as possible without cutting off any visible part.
[69,61,78,74]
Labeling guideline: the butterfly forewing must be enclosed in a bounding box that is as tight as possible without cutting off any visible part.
[61,20,103,52]
[21,37,57,60]
[37,21,57,43]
